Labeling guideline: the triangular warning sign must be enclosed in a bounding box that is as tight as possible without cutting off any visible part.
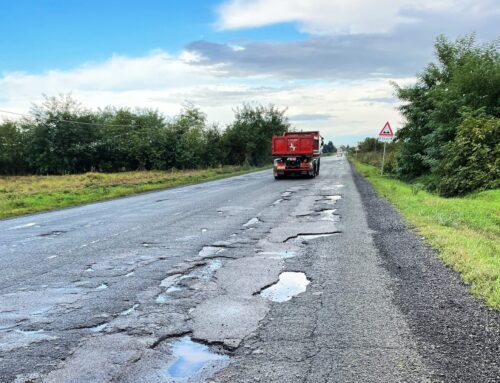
[379,121,394,136]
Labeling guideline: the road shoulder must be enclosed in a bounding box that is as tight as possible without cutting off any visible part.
[351,163,500,382]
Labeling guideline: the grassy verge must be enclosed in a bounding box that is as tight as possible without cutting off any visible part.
[352,159,500,309]
[0,165,269,219]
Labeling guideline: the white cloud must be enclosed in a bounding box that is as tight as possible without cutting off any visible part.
[0,50,413,145]
[216,0,496,34]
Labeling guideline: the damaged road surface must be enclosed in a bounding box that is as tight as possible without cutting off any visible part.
[1,157,499,383]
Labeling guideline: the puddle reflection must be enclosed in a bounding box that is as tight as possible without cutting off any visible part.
[260,272,310,302]
[167,336,229,379]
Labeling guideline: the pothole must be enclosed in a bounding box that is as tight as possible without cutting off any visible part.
[243,217,260,227]
[156,286,183,303]
[271,199,283,206]
[120,304,139,316]
[95,283,108,290]
[179,260,223,282]
[323,195,342,202]
[198,246,225,258]
[320,209,339,221]
[39,230,66,237]
[90,323,108,332]
[166,336,229,380]
[260,272,310,302]
[283,232,340,242]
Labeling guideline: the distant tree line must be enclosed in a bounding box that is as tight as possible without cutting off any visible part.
[0,96,291,175]
[356,35,499,196]
[322,140,337,154]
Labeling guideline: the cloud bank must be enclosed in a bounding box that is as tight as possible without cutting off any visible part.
[217,0,498,35]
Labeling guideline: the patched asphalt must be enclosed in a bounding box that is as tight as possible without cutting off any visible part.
[1,157,498,383]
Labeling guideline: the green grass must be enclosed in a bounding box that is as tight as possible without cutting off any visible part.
[352,159,500,309]
[0,165,269,219]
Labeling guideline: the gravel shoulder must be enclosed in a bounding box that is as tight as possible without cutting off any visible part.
[351,163,500,383]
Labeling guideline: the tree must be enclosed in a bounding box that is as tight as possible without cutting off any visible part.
[322,141,337,153]
[26,94,99,174]
[0,121,28,174]
[394,34,500,191]
[439,114,500,196]
[223,104,290,166]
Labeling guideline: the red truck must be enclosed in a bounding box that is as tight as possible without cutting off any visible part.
[272,131,323,179]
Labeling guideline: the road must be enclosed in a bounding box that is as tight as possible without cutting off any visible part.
[1,156,499,383]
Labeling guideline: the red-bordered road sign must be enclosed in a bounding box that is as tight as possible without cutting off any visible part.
[379,121,394,137]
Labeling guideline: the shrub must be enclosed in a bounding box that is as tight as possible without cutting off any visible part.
[438,115,500,196]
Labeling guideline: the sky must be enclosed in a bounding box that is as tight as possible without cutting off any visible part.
[0,0,498,145]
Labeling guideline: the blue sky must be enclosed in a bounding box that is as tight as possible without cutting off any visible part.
[0,0,303,72]
[0,0,498,145]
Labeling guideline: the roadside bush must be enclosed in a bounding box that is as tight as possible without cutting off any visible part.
[438,115,500,196]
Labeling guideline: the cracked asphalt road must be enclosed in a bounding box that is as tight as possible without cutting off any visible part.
[1,156,498,383]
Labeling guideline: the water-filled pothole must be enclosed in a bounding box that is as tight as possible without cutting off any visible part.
[243,217,260,227]
[95,283,108,290]
[320,209,339,221]
[324,195,342,202]
[179,260,223,282]
[260,272,310,302]
[198,246,225,258]
[156,286,183,303]
[166,336,229,380]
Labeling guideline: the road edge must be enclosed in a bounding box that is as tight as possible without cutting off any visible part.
[350,161,500,382]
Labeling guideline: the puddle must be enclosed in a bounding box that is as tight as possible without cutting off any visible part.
[198,246,225,258]
[156,293,170,304]
[95,283,108,290]
[178,260,222,283]
[39,230,66,237]
[90,323,108,332]
[324,195,342,202]
[260,272,310,302]
[167,286,182,293]
[281,191,293,197]
[297,233,338,240]
[320,209,339,221]
[166,336,229,380]
[199,260,222,280]
[156,285,183,303]
[243,217,260,227]
[120,304,139,316]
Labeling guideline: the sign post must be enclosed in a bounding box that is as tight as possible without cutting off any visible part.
[378,122,394,175]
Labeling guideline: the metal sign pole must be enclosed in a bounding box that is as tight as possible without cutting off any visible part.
[381,141,387,175]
